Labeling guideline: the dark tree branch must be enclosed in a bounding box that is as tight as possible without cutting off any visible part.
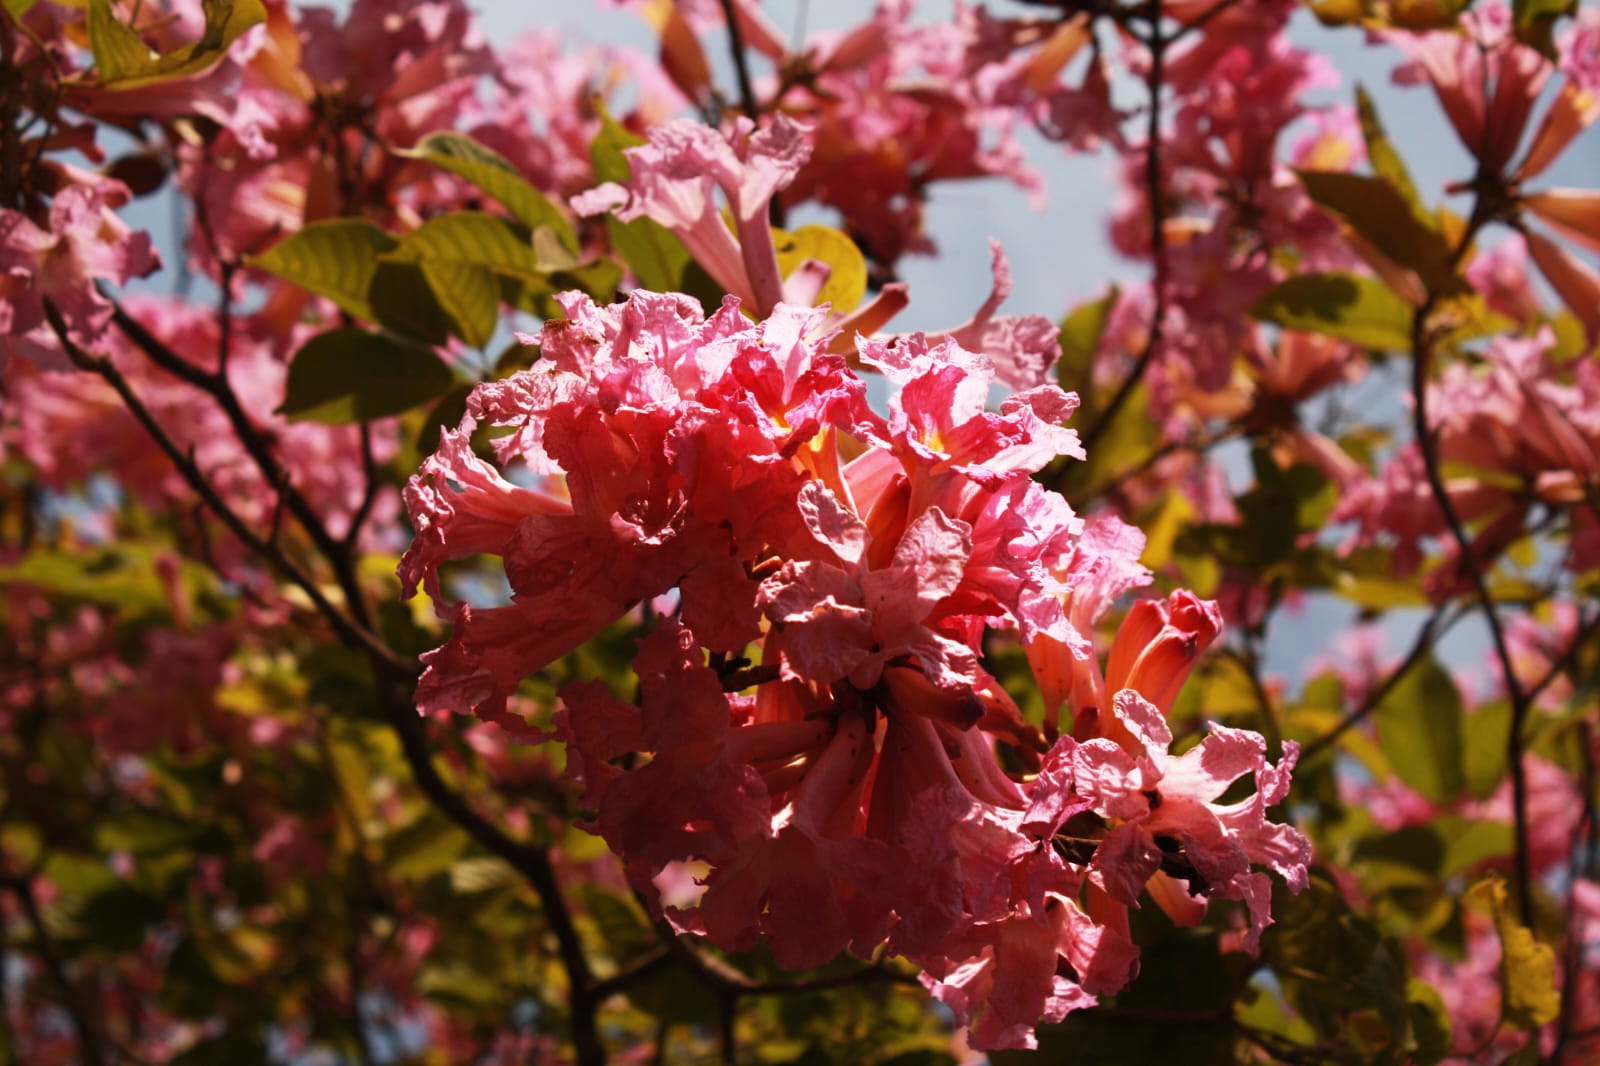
[0,875,108,1066]
[1299,604,1459,763]
[43,300,405,674]
[1078,7,1167,458]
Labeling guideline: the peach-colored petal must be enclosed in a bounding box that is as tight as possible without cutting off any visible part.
[1518,84,1600,180]
[1525,227,1600,341]
[1522,188,1600,255]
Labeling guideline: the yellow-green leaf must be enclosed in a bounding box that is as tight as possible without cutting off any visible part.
[278,328,455,424]
[90,0,266,89]
[1355,85,1425,222]
[1375,656,1464,804]
[395,131,576,251]
[382,212,547,282]
[1056,287,1117,406]
[1467,876,1560,1032]
[589,104,691,292]
[1252,273,1414,351]
[1406,978,1452,1064]
[418,259,500,349]
[774,224,868,313]
[247,219,397,322]
[1297,169,1462,295]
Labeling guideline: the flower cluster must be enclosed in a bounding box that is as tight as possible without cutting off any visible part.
[401,288,1309,1048]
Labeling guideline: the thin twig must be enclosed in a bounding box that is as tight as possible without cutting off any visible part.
[1078,9,1167,458]
[43,300,406,675]
[717,0,761,123]
[105,297,376,630]
[343,421,381,552]
[0,875,109,1066]
[1408,194,1533,923]
[1299,605,1459,763]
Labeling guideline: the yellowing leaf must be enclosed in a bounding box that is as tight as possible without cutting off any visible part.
[1355,86,1426,221]
[89,0,266,89]
[1297,170,1463,296]
[774,224,868,313]
[1467,876,1561,1032]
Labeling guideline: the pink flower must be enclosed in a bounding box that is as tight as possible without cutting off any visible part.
[0,186,159,370]
[573,116,812,315]
[1391,3,1600,336]
[1061,689,1310,951]
[399,283,1308,1050]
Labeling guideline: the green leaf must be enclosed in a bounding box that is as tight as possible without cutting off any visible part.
[418,259,500,349]
[386,813,468,883]
[1331,571,1431,609]
[1436,816,1513,877]
[1355,86,1425,222]
[383,212,549,282]
[369,260,456,345]
[1056,287,1118,406]
[589,101,647,185]
[774,224,868,313]
[90,0,267,89]
[448,857,514,894]
[1297,170,1461,294]
[0,544,213,618]
[1252,273,1413,351]
[1467,876,1560,1032]
[1375,657,1465,805]
[395,131,576,249]
[996,930,1235,1064]
[80,885,167,953]
[278,328,455,424]
[4,0,40,16]
[550,255,623,304]
[1405,978,1452,1065]
[416,382,474,457]
[247,219,397,322]
[589,105,691,292]
[1462,698,1513,798]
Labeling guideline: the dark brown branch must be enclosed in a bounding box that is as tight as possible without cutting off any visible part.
[105,298,376,631]
[715,0,786,230]
[717,0,762,123]
[380,694,604,1066]
[0,875,108,1066]
[343,421,381,552]
[50,300,612,1065]
[719,662,782,692]
[1078,9,1167,458]
[590,948,675,1003]
[43,301,406,675]
[1299,605,1458,763]
[1408,199,1534,924]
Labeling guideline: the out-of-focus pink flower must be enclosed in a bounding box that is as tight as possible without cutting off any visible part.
[1334,327,1600,589]
[0,186,159,370]
[1391,2,1600,337]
